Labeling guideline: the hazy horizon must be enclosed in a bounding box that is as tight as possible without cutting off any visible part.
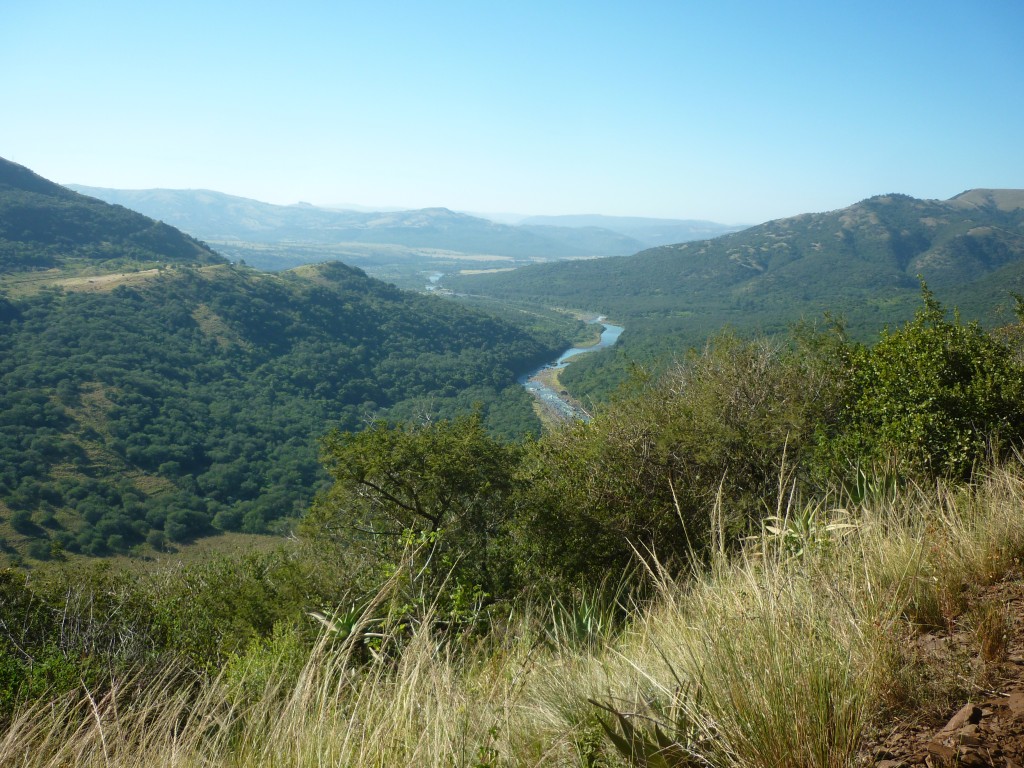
[3,1,1021,224]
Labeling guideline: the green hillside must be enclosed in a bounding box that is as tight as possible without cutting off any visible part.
[0,159,577,563]
[0,261,571,562]
[0,158,221,273]
[446,190,1024,397]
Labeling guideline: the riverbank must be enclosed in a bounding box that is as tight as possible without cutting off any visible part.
[520,317,624,425]
[528,365,591,426]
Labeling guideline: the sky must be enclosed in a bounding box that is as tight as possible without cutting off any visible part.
[2,1,1022,224]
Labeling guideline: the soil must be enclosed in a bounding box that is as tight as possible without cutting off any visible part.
[861,576,1024,767]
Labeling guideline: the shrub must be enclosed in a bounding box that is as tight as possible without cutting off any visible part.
[10,508,35,534]
[820,288,1024,481]
[513,331,844,591]
[26,539,51,561]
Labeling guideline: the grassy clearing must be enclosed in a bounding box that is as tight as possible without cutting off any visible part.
[7,464,1024,767]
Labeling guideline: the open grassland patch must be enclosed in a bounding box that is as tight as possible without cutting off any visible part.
[191,303,250,350]
[55,268,162,292]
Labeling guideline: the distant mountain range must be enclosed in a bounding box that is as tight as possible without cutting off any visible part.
[67,186,745,262]
[517,214,746,247]
[66,186,645,259]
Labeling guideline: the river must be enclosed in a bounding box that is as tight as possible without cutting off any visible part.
[519,317,624,422]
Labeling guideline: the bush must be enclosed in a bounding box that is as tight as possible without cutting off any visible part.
[26,539,51,561]
[820,288,1024,481]
[306,414,523,608]
[513,331,844,591]
[10,508,35,534]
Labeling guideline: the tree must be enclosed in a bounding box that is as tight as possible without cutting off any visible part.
[304,414,522,605]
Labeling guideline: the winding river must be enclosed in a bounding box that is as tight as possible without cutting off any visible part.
[519,317,624,422]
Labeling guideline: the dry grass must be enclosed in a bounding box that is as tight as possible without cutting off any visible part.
[9,465,1024,766]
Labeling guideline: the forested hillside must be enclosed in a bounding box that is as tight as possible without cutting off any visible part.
[0,262,571,561]
[0,158,220,272]
[447,190,1024,398]
[0,159,578,562]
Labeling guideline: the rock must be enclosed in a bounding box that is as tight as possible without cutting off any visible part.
[1003,689,1024,717]
[955,747,989,768]
[939,703,983,734]
[925,740,957,761]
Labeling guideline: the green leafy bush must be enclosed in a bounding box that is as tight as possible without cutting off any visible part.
[820,288,1024,480]
[513,331,844,590]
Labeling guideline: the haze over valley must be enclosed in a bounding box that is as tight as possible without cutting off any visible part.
[66,185,746,288]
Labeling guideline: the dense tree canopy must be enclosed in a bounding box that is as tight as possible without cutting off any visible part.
[0,263,574,559]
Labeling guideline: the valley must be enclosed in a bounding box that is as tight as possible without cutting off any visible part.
[67,185,744,289]
[5,1,1024,763]
[5,156,1024,767]
[0,157,585,564]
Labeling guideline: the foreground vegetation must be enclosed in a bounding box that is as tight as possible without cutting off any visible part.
[5,461,1024,766]
[5,289,1024,764]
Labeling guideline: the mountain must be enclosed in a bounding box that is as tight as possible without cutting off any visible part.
[446,191,1024,397]
[66,186,645,259]
[517,214,747,248]
[0,159,221,272]
[0,158,577,561]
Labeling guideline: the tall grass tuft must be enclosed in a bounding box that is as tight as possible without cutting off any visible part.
[7,464,1024,766]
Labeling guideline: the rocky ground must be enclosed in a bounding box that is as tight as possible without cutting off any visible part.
[862,576,1024,767]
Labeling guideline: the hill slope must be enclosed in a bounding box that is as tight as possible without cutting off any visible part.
[447,190,1024,397]
[450,191,1024,327]
[0,160,576,562]
[0,158,222,272]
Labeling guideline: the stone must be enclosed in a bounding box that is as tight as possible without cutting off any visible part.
[924,740,957,761]
[939,703,983,734]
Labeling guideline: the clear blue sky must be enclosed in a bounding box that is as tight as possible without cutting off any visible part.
[2,0,1022,224]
